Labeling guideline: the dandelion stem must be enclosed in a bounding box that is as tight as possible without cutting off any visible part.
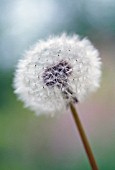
[69,102,98,170]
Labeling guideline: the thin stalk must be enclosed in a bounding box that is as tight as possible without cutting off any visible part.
[69,102,98,170]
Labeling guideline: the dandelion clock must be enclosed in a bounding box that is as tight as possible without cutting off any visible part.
[14,34,101,170]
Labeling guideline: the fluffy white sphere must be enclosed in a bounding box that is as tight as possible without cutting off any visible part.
[13,34,101,115]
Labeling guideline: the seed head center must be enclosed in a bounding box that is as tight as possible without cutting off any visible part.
[43,60,72,89]
[42,60,78,103]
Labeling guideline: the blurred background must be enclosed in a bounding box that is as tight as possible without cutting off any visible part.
[0,0,115,169]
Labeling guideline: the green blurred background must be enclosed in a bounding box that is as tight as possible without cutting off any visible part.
[0,0,115,169]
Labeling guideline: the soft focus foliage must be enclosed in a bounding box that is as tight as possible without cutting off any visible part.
[0,0,115,170]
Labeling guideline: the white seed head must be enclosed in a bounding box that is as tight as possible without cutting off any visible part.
[13,34,102,115]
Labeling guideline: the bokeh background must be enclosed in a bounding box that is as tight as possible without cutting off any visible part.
[0,0,115,169]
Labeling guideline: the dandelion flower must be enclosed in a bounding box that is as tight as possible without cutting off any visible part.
[14,33,101,169]
[13,34,101,115]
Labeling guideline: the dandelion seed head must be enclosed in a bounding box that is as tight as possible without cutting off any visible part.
[13,34,101,115]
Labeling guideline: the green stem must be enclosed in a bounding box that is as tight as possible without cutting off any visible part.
[69,102,98,170]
